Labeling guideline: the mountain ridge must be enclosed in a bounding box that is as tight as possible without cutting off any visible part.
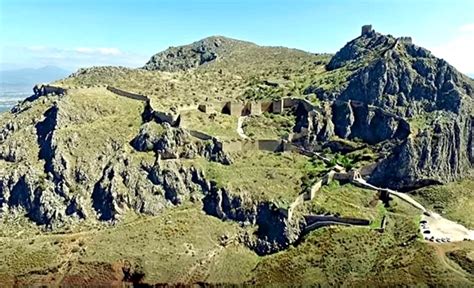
[0,25,473,286]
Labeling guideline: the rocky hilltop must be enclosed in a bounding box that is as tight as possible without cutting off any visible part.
[143,36,256,72]
[304,26,474,189]
[0,25,473,286]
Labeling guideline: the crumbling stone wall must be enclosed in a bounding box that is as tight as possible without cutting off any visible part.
[106,86,149,102]
[189,130,213,141]
[33,84,67,96]
[257,139,283,152]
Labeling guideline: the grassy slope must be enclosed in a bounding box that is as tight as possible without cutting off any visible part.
[56,45,330,110]
[411,178,474,229]
[0,204,259,284]
[180,110,240,140]
[304,181,382,220]
[250,214,473,286]
[184,150,323,205]
[1,183,472,286]
[242,112,296,139]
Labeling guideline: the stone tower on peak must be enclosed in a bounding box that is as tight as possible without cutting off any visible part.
[361,25,374,36]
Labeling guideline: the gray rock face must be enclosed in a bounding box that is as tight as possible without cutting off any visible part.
[142,36,254,72]
[309,31,474,189]
[202,183,301,255]
[131,122,232,164]
[298,100,410,149]
[370,112,473,190]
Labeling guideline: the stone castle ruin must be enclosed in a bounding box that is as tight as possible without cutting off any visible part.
[33,84,67,97]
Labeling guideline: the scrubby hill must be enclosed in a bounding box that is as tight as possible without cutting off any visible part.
[0,27,473,285]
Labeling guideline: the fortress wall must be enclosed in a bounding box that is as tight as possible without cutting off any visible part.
[43,85,67,95]
[283,98,297,108]
[324,170,336,185]
[153,111,180,126]
[222,141,243,152]
[34,84,68,96]
[241,139,258,151]
[249,102,262,115]
[229,103,245,116]
[304,215,370,226]
[106,86,149,102]
[305,179,323,201]
[297,99,316,112]
[360,162,378,177]
[215,101,230,113]
[282,142,300,153]
[257,139,283,152]
[189,130,213,141]
[260,101,273,113]
[380,215,388,231]
[288,194,305,221]
[272,99,284,114]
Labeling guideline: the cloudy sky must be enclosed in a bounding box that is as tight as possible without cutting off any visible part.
[0,0,473,76]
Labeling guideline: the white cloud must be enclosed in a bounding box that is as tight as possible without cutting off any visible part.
[75,47,122,56]
[26,45,48,52]
[459,23,474,33]
[1,45,147,70]
[429,23,474,75]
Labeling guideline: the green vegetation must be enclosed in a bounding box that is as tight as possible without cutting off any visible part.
[329,153,355,170]
[242,112,296,139]
[56,44,332,109]
[447,249,474,274]
[184,150,320,205]
[0,204,259,284]
[180,110,240,140]
[308,66,351,93]
[250,214,473,286]
[81,205,258,283]
[305,181,379,220]
[411,178,474,229]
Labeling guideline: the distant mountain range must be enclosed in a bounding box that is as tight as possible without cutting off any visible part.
[0,65,70,87]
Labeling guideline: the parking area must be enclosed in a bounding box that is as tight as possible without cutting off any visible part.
[420,213,474,243]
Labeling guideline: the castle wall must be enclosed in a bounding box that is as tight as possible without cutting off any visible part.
[222,141,243,152]
[272,99,284,114]
[260,101,273,113]
[106,86,149,102]
[241,140,258,151]
[229,103,244,116]
[304,215,371,226]
[189,130,213,141]
[249,102,262,115]
[34,84,67,96]
[257,139,283,152]
[153,111,180,126]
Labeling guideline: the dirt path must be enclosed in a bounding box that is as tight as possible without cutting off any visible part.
[178,244,225,284]
[429,243,473,281]
[353,176,474,242]
[353,177,427,212]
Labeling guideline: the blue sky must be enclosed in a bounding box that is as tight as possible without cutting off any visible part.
[1,0,473,75]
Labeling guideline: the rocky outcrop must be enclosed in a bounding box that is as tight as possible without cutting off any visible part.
[304,29,474,189]
[369,112,473,190]
[296,100,410,149]
[131,122,232,164]
[202,183,301,255]
[143,36,254,72]
[91,155,204,221]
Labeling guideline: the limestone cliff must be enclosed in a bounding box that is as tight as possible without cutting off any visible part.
[303,29,474,189]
